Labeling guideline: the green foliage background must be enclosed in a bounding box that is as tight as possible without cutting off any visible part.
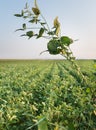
[0,60,96,130]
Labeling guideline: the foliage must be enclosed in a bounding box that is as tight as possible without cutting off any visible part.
[0,60,96,130]
[14,0,76,59]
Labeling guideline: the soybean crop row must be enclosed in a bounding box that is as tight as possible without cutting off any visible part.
[0,60,96,130]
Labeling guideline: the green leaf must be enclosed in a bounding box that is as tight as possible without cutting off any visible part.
[20,34,26,37]
[29,19,36,23]
[60,36,73,46]
[47,39,61,55]
[37,28,44,38]
[38,117,48,130]
[21,10,24,16]
[23,16,29,19]
[26,31,34,39]
[48,31,55,35]
[15,29,24,32]
[40,22,46,25]
[32,7,40,15]
[68,123,75,130]
[14,14,22,17]
[86,88,91,93]
[22,23,26,30]
[29,18,40,24]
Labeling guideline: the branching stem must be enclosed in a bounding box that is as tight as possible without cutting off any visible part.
[40,13,51,32]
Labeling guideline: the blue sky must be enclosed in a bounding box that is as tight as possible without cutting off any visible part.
[0,0,96,59]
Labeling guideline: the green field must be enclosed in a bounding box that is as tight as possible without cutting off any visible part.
[0,60,96,130]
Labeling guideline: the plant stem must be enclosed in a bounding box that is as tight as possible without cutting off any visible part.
[61,52,88,87]
[40,13,50,32]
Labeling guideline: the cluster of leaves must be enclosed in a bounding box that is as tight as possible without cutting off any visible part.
[0,60,96,130]
[14,1,48,39]
[14,0,76,61]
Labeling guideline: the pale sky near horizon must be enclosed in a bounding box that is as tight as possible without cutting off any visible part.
[0,0,96,59]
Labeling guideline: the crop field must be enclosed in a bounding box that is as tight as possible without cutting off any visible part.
[0,60,96,130]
